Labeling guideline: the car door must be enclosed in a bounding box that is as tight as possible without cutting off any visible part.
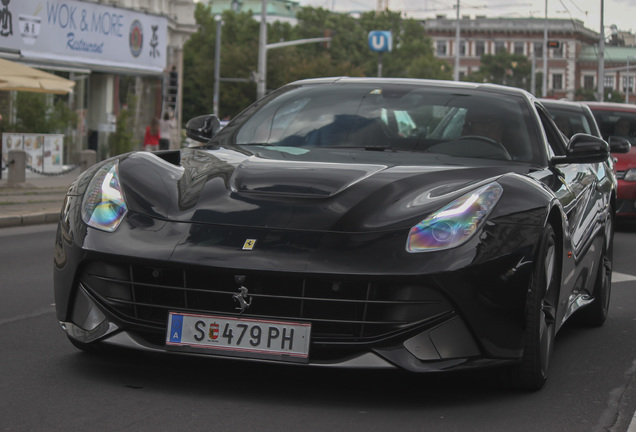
[536,104,604,255]
[534,103,611,328]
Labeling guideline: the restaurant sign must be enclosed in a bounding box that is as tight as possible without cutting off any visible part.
[0,0,167,73]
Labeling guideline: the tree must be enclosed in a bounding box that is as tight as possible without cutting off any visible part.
[108,101,136,157]
[605,88,625,103]
[8,92,76,134]
[575,87,597,101]
[464,51,531,90]
[182,6,451,120]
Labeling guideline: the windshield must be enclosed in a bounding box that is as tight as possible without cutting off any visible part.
[592,110,636,145]
[544,105,598,138]
[219,83,540,164]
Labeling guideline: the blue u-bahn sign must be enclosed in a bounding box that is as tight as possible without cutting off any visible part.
[368,31,392,53]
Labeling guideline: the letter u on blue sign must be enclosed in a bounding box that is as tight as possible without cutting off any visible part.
[368,31,392,52]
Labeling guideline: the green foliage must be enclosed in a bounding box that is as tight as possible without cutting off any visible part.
[604,88,626,103]
[464,51,531,90]
[8,92,77,133]
[574,86,627,103]
[182,6,450,121]
[182,5,259,122]
[108,98,136,157]
[575,87,598,101]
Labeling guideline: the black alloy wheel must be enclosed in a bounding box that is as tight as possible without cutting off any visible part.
[577,209,614,326]
[509,224,559,391]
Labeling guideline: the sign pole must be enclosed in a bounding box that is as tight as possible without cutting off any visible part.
[368,30,392,75]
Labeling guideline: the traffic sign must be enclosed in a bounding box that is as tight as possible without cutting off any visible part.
[368,31,392,53]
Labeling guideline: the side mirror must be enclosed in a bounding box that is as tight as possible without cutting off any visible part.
[608,135,632,153]
[186,114,221,143]
[551,133,610,164]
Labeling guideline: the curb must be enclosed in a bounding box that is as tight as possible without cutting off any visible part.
[0,211,59,228]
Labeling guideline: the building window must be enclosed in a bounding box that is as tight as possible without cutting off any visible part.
[552,45,563,58]
[604,75,615,89]
[495,41,506,54]
[584,76,595,90]
[476,41,485,57]
[553,74,563,90]
[514,41,524,55]
[623,76,634,93]
[436,40,447,56]
[460,41,466,56]
[534,42,543,58]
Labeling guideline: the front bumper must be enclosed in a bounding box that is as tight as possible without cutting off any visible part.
[59,283,518,372]
[54,206,540,372]
[616,179,636,216]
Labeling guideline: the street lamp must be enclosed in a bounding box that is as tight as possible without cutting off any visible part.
[213,15,222,118]
[257,0,267,100]
[454,0,460,82]
[542,0,548,97]
[597,0,605,101]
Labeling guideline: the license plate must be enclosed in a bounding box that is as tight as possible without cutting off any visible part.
[165,312,311,363]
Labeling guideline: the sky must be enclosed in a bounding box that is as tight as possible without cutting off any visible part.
[298,0,636,34]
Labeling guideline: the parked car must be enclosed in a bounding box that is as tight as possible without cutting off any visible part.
[540,99,602,139]
[584,102,636,217]
[55,78,617,391]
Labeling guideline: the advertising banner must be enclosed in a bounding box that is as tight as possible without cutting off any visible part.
[0,0,167,73]
[2,133,64,173]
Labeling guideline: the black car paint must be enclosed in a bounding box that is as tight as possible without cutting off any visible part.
[54,78,615,378]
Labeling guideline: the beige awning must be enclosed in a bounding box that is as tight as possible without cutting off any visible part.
[0,58,75,94]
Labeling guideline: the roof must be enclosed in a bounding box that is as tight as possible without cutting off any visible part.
[287,76,535,100]
[583,101,636,112]
[540,99,590,109]
[423,16,599,40]
[209,0,300,20]
[579,46,636,62]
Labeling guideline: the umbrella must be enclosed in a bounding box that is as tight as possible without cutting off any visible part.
[0,58,75,94]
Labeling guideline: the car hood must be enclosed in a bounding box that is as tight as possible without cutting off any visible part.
[117,146,532,232]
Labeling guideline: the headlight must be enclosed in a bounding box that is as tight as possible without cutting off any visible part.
[406,182,503,252]
[624,168,636,181]
[81,161,128,232]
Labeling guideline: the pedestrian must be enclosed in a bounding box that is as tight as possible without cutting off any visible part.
[159,113,173,150]
[144,118,160,151]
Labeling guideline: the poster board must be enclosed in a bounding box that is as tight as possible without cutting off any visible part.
[1,133,65,173]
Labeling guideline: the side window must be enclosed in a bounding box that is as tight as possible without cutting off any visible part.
[536,105,566,156]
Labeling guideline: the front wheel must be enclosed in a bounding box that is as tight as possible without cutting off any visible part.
[509,224,559,391]
[577,211,613,326]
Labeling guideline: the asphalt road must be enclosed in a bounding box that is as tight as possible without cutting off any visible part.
[1,223,636,432]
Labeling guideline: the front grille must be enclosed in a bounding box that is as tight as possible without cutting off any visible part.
[79,261,452,341]
[616,170,626,180]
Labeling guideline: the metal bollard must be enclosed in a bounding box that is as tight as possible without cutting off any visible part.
[80,150,97,173]
[7,149,26,187]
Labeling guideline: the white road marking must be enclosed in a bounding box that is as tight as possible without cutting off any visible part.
[613,272,636,283]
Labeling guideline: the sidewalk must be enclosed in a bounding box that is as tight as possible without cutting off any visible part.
[0,168,80,228]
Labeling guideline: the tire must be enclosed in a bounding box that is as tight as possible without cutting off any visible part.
[577,210,613,327]
[509,224,559,391]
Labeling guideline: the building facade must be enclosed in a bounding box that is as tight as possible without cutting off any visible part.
[424,16,609,100]
[579,45,636,102]
[208,0,300,24]
[0,0,196,163]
